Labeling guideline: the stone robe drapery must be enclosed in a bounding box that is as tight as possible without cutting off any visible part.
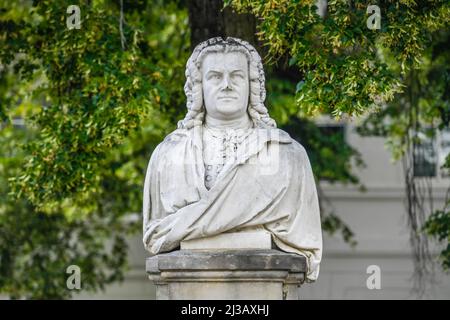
[143,126,322,281]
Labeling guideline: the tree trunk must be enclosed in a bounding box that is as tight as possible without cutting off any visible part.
[187,0,260,52]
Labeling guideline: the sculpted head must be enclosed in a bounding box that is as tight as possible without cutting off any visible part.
[202,51,249,122]
[178,37,276,129]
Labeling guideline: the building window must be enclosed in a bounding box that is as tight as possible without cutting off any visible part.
[413,129,450,178]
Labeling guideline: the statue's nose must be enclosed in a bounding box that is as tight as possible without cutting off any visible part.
[222,74,232,90]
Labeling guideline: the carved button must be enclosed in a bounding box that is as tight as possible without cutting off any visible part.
[207,165,212,170]
[205,175,212,181]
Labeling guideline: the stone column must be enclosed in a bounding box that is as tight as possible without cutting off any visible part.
[146,250,307,300]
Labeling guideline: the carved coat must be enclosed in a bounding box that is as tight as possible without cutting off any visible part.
[143,126,322,281]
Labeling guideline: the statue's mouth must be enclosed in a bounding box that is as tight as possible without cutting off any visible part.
[218,96,238,100]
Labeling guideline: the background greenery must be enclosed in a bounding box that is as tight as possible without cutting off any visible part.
[0,0,449,298]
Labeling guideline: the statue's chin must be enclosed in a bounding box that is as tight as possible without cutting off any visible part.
[215,104,245,117]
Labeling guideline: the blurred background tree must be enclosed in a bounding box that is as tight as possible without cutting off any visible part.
[0,0,448,298]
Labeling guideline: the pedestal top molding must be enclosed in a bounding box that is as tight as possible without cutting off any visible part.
[146,249,307,274]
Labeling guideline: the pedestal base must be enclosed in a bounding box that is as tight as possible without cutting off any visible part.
[146,250,307,300]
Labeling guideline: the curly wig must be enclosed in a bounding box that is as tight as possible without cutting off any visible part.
[177,37,277,129]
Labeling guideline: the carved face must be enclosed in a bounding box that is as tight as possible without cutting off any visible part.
[201,51,249,121]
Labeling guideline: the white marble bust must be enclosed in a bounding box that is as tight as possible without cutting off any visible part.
[143,37,322,281]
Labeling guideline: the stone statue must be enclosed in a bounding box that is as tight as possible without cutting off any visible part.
[143,37,322,282]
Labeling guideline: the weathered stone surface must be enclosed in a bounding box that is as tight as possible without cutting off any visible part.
[147,250,306,300]
[147,249,307,273]
[180,229,273,250]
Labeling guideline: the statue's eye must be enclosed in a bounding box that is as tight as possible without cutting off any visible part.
[208,73,222,80]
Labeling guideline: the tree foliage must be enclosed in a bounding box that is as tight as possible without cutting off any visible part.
[227,0,449,117]
[2,0,164,209]
[0,0,189,298]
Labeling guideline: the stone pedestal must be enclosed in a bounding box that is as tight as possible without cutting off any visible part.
[146,250,307,300]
